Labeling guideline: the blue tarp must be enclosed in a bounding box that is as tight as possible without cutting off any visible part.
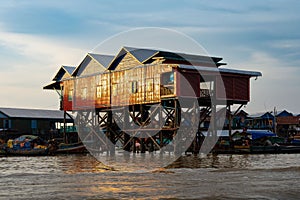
[246,130,276,140]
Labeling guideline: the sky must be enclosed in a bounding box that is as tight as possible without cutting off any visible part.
[0,0,299,114]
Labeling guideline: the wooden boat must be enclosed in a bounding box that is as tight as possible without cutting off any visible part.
[54,142,87,154]
[212,130,300,154]
[0,148,6,156]
[6,147,49,156]
[250,145,300,154]
[5,135,50,156]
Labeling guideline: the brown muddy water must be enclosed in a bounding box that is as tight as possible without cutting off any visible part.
[1,153,300,199]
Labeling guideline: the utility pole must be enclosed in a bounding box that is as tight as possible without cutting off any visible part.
[274,106,277,134]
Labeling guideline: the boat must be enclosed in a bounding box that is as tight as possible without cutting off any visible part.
[53,141,87,154]
[0,148,6,156]
[6,147,49,156]
[212,130,300,154]
[250,145,300,154]
[5,135,50,156]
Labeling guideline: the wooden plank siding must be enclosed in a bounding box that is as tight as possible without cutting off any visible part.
[63,64,252,110]
[60,48,257,111]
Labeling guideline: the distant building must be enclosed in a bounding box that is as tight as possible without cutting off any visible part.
[232,110,249,129]
[246,112,275,130]
[276,110,300,137]
[0,107,74,140]
[276,110,294,117]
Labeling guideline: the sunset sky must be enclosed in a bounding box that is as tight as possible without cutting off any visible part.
[0,0,299,114]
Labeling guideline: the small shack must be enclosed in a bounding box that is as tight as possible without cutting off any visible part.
[0,107,74,140]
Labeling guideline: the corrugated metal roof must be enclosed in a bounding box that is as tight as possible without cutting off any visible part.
[107,46,226,70]
[72,53,114,77]
[63,66,76,75]
[123,46,224,66]
[124,46,159,63]
[0,107,73,120]
[88,53,114,68]
[177,64,262,77]
[43,81,61,90]
[53,65,75,81]
[277,116,300,125]
[247,112,273,119]
[155,51,225,67]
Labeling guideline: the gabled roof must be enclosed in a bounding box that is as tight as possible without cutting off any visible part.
[72,53,114,76]
[276,110,294,117]
[107,46,226,70]
[107,46,152,70]
[53,65,75,81]
[234,110,249,117]
[88,53,115,68]
[124,46,159,63]
[0,107,73,120]
[248,112,274,119]
[43,65,75,90]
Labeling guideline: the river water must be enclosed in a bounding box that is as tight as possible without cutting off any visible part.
[1,153,300,199]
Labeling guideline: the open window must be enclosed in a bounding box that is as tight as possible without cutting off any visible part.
[68,90,73,101]
[161,71,174,96]
[200,81,214,98]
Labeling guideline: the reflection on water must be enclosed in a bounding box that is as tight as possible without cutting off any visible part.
[1,154,300,199]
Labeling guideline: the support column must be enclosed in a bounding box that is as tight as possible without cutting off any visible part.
[123,107,131,152]
[228,105,232,143]
[107,110,115,155]
[63,110,67,144]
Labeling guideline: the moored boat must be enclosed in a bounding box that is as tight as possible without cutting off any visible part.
[6,147,49,156]
[5,135,50,156]
[54,141,87,154]
[213,130,300,154]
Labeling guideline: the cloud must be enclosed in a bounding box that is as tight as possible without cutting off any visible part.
[0,28,86,66]
[0,0,299,114]
[0,28,88,109]
[230,50,300,113]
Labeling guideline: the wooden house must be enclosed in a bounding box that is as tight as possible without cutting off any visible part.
[246,112,275,130]
[55,46,261,111]
[44,46,262,153]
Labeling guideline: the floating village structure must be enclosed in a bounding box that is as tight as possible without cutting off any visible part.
[44,46,262,154]
[0,107,74,141]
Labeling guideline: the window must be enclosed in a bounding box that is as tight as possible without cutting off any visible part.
[162,72,174,85]
[68,90,73,101]
[200,81,214,98]
[161,72,174,95]
[97,79,107,98]
[131,81,138,93]
[146,79,154,92]
[31,120,37,129]
[4,119,11,129]
[96,85,101,98]
[112,84,118,96]
[82,87,87,100]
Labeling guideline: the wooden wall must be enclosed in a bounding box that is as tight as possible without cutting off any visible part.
[63,64,252,111]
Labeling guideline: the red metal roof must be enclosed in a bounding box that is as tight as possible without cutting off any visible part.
[276,116,300,125]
